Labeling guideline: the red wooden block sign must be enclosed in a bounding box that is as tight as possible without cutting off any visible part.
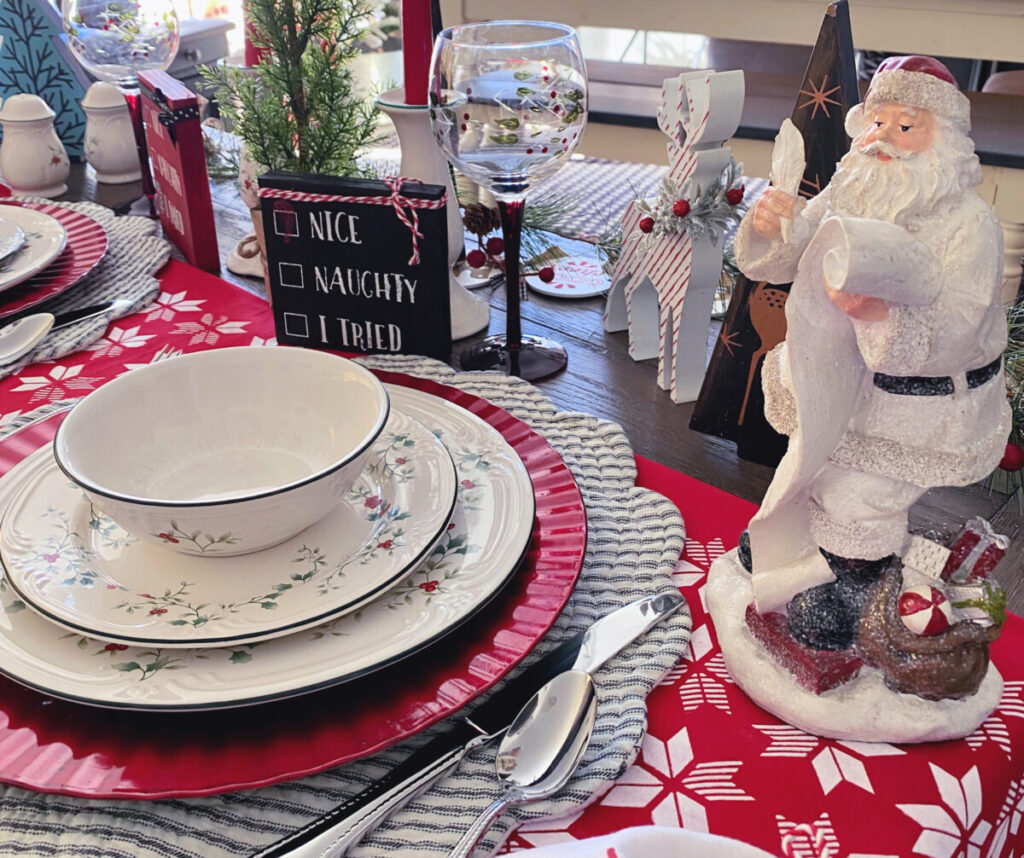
[138,70,219,272]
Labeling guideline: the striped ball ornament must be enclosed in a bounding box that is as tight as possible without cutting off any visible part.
[897,584,952,636]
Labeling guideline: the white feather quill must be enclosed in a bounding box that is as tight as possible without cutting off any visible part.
[769,118,806,242]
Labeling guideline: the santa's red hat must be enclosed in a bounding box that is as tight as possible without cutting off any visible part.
[846,55,971,136]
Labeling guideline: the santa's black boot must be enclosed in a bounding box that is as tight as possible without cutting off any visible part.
[787,551,899,651]
[738,530,752,573]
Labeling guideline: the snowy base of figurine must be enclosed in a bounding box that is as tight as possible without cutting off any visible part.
[707,548,1003,742]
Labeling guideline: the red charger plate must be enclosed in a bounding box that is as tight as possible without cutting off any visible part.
[0,201,109,320]
[0,369,586,798]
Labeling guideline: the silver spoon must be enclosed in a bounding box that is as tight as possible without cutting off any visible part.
[448,669,597,858]
[0,299,133,364]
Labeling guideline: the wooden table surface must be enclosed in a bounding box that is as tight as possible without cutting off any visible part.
[66,161,1024,613]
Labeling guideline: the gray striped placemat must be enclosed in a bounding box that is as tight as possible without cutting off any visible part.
[0,354,691,858]
[0,198,170,379]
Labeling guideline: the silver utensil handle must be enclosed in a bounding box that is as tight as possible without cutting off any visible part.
[447,798,508,858]
[249,745,464,858]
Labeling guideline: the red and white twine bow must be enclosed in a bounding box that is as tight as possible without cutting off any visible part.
[258,178,448,266]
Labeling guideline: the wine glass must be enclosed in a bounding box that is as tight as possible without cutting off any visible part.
[429,21,587,380]
[63,0,180,212]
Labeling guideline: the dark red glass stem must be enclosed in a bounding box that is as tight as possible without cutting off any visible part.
[123,90,156,199]
[498,198,525,350]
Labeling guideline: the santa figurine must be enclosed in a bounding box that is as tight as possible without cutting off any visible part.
[710,56,1010,740]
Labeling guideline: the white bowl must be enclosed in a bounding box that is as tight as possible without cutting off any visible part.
[53,347,389,557]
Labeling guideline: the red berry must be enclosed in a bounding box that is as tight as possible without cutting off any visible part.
[672,199,691,218]
[1000,441,1024,472]
[485,236,504,255]
[466,249,488,268]
[639,217,655,234]
[538,266,555,283]
[726,186,745,205]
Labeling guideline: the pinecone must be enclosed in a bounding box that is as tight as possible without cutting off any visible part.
[463,203,500,238]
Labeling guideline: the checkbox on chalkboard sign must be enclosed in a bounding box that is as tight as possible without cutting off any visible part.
[278,262,305,289]
[274,209,300,237]
[282,312,310,338]
[258,171,451,361]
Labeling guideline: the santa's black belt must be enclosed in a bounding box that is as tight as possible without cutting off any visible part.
[873,357,1002,396]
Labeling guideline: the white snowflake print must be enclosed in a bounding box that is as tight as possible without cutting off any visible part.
[85,325,154,358]
[897,764,993,858]
[967,682,1024,757]
[683,536,725,570]
[497,810,585,853]
[12,365,101,404]
[985,778,1024,858]
[249,335,278,347]
[777,814,842,858]
[599,727,751,831]
[673,555,707,589]
[172,313,250,346]
[146,290,205,322]
[677,625,733,714]
[755,727,904,796]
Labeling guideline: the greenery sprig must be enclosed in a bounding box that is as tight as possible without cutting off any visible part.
[635,159,745,252]
[201,0,382,176]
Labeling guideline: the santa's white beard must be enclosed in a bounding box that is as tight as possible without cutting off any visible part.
[827,133,978,225]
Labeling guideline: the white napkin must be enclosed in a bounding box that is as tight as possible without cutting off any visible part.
[513,826,777,857]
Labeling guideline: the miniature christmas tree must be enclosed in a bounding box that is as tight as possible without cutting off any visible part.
[202,0,380,176]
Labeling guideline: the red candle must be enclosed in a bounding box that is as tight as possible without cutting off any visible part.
[243,0,270,67]
[401,0,432,105]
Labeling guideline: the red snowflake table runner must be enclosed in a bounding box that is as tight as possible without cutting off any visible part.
[0,259,1021,858]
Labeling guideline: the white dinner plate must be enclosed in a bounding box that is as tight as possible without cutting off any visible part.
[0,205,67,292]
[0,217,25,264]
[0,385,535,709]
[0,408,458,648]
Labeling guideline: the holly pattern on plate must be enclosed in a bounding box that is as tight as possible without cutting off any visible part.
[112,543,328,627]
[365,430,418,483]
[60,632,260,682]
[385,523,479,608]
[316,495,410,595]
[151,522,240,553]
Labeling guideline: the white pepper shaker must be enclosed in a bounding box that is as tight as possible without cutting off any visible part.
[0,94,70,197]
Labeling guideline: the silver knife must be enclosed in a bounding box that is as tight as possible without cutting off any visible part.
[252,591,686,858]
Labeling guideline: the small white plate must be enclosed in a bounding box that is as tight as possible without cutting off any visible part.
[0,409,457,648]
[525,256,609,299]
[0,385,534,710]
[0,217,25,264]
[0,205,67,292]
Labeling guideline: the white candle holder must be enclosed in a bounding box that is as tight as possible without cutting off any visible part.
[376,87,490,341]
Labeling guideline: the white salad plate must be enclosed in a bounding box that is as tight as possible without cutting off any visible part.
[0,385,535,709]
[0,408,458,648]
[0,205,67,292]
[0,217,25,264]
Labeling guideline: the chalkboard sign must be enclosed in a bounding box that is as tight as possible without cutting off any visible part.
[258,171,451,360]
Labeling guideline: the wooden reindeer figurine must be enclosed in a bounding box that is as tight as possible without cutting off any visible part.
[604,70,745,403]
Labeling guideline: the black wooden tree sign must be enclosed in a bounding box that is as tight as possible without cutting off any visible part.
[689,0,859,466]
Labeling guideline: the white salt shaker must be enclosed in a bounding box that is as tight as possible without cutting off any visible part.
[0,94,70,197]
[82,82,141,184]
